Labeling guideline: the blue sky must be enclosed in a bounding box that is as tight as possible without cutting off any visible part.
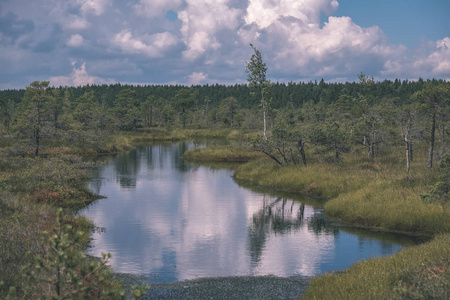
[0,0,449,89]
[335,0,450,47]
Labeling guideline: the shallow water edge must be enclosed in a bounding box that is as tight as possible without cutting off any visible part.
[118,273,312,300]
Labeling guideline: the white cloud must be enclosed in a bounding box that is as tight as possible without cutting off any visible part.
[423,37,450,75]
[1,0,449,88]
[188,72,207,85]
[382,37,450,78]
[49,63,115,87]
[245,0,339,29]
[134,0,182,18]
[112,30,178,58]
[241,1,404,78]
[77,0,110,16]
[67,34,84,47]
[179,0,242,61]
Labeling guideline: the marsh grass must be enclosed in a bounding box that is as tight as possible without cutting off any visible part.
[184,145,264,162]
[234,145,449,235]
[234,159,364,199]
[302,234,450,300]
[231,142,449,299]
[0,136,140,299]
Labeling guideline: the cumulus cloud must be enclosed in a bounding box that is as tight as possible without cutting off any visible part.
[239,1,407,78]
[0,0,449,88]
[112,30,178,58]
[179,0,242,61]
[67,34,84,47]
[77,0,110,16]
[49,63,115,87]
[417,37,450,75]
[245,0,339,29]
[382,37,450,78]
[188,72,207,85]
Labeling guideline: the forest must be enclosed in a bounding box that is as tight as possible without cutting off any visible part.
[0,76,449,170]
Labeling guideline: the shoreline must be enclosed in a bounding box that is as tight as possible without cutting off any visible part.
[117,274,312,300]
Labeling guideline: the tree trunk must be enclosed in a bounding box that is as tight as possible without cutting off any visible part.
[149,106,153,127]
[298,141,307,166]
[34,101,41,158]
[262,94,267,139]
[405,131,410,173]
[335,141,340,161]
[440,124,446,158]
[428,113,436,168]
[34,126,40,158]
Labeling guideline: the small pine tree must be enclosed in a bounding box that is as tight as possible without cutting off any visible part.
[5,208,149,299]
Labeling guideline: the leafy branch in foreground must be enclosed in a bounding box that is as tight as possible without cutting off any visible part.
[2,208,149,300]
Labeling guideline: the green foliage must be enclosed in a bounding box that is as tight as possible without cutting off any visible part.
[218,97,239,127]
[173,88,195,128]
[246,44,271,138]
[253,121,307,166]
[15,81,54,157]
[310,122,350,161]
[421,153,450,204]
[0,98,15,133]
[3,208,149,299]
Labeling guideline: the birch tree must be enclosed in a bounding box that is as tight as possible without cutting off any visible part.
[246,44,271,139]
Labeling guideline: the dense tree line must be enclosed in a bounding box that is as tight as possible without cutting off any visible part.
[0,78,449,171]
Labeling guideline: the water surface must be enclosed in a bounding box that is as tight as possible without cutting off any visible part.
[80,142,421,283]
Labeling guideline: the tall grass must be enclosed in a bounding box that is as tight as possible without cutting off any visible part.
[233,146,449,236]
[325,181,449,235]
[0,138,131,298]
[302,234,450,300]
[184,145,264,162]
[234,159,366,199]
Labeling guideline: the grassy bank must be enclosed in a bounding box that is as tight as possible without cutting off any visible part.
[227,144,449,299]
[184,145,264,162]
[233,150,449,236]
[0,135,149,299]
[302,234,449,299]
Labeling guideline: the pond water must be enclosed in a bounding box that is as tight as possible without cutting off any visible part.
[79,141,421,283]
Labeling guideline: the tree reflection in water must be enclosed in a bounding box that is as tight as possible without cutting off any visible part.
[248,196,305,264]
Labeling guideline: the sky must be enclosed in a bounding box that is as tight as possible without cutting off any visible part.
[0,0,449,90]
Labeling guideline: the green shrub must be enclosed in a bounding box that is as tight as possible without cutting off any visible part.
[2,208,149,300]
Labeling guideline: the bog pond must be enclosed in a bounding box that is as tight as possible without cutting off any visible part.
[79,141,422,284]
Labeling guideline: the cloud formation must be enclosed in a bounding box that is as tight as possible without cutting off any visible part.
[67,34,84,47]
[0,0,449,89]
[112,30,178,58]
[50,63,115,87]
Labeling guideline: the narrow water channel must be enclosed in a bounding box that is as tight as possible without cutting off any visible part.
[79,141,421,283]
